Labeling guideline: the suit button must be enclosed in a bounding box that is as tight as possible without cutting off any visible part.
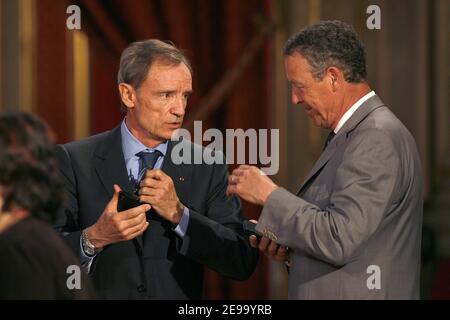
[137,285,146,293]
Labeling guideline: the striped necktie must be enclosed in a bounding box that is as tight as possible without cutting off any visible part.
[132,150,162,193]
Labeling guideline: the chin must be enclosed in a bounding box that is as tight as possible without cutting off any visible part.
[311,115,326,127]
[162,130,176,140]
[310,118,322,127]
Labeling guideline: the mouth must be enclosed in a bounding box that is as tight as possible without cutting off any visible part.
[166,122,182,128]
[303,105,313,112]
[303,105,314,116]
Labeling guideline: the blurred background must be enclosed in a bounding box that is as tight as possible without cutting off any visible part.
[0,0,448,299]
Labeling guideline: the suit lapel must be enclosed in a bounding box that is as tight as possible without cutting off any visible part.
[94,125,132,197]
[297,95,386,195]
[161,140,192,205]
[297,134,342,195]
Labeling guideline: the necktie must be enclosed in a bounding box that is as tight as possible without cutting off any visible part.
[137,150,162,174]
[323,131,336,151]
[133,150,162,193]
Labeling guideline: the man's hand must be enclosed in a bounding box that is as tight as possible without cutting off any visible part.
[226,165,278,205]
[86,185,150,249]
[249,236,289,262]
[247,219,289,262]
[138,169,184,225]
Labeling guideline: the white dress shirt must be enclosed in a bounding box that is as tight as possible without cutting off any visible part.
[334,91,376,134]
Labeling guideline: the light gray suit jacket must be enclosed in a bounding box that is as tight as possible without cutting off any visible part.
[257,95,423,299]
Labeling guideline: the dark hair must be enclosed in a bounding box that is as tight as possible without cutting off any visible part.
[0,112,63,223]
[284,20,367,83]
[118,39,192,89]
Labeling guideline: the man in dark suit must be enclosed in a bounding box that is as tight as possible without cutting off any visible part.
[54,39,258,299]
[228,21,423,299]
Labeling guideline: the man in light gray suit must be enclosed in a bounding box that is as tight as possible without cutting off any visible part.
[227,20,423,299]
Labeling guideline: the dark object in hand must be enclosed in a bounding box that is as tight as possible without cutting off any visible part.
[243,220,262,240]
[117,191,140,212]
[117,190,160,221]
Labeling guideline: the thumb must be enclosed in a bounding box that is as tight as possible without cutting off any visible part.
[107,184,122,213]
[249,235,259,248]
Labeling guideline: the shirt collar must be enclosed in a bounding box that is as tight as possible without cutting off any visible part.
[334,91,376,134]
[121,119,168,162]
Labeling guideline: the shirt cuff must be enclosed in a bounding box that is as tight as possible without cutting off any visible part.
[79,235,96,273]
[173,207,190,238]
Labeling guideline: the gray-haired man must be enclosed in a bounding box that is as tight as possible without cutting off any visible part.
[55,39,258,299]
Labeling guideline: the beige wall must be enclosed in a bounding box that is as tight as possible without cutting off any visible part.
[1,0,20,111]
[0,0,36,113]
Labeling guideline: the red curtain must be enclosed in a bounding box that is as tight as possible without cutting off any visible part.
[36,0,73,142]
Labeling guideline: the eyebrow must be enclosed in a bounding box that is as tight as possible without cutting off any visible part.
[155,90,175,93]
[153,90,193,96]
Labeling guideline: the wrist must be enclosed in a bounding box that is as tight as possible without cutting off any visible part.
[172,201,184,225]
[262,184,278,204]
[85,225,107,250]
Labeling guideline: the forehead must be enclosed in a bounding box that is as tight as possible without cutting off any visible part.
[284,52,314,81]
[144,60,192,88]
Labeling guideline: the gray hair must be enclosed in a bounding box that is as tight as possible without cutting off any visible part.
[117,39,192,89]
[284,20,367,83]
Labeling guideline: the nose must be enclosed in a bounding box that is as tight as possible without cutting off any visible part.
[171,96,186,118]
[291,90,303,105]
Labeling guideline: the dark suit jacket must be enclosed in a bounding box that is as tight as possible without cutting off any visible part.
[54,124,258,299]
[0,218,93,299]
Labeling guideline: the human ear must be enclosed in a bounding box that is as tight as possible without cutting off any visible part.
[327,67,340,92]
[118,83,137,109]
